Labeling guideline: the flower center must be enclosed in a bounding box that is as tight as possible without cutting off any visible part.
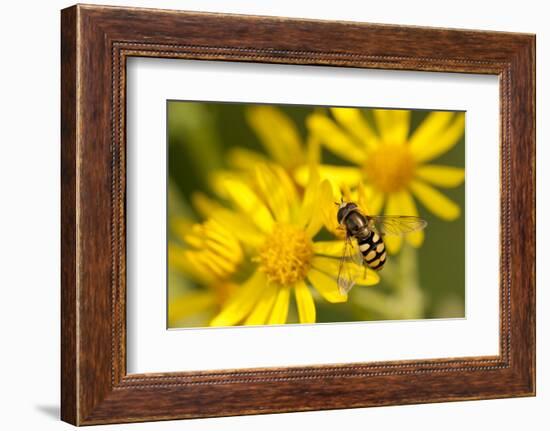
[254,224,314,286]
[364,144,416,193]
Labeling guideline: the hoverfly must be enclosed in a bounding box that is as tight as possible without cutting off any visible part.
[336,200,427,294]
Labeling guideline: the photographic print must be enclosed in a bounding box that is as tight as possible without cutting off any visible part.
[167,102,465,328]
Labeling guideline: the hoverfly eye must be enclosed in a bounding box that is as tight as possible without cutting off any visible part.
[336,207,346,224]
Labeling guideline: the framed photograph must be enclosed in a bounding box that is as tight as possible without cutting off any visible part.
[61,4,535,425]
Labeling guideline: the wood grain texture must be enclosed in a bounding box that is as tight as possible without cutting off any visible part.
[60,4,536,425]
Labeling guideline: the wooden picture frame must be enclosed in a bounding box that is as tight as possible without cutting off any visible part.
[61,4,535,425]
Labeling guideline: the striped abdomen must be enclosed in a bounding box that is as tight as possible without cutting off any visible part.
[356,231,386,270]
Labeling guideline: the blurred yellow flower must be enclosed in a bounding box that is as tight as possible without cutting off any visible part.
[209,164,380,326]
[168,217,243,325]
[302,108,465,253]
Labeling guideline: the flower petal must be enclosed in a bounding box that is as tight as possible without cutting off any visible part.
[294,164,363,188]
[183,250,225,280]
[210,209,265,248]
[246,106,304,168]
[190,192,223,219]
[318,179,346,237]
[294,281,316,324]
[226,147,268,170]
[210,271,266,326]
[212,174,274,233]
[307,113,367,164]
[302,174,324,238]
[272,164,299,209]
[267,285,290,324]
[353,267,380,286]
[313,240,346,257]
[306,134,321,165]
[244,283,277,325]
[410,180,461,221]
[409,111,453,149]
[193,192,265,248]
[297,168,320,228]
[415,165,465,188]
[255,165,290,223]
[169,244,212,284]
[409,112,465,162]
[373,109,410,144]
[189,249,237,276]
[307,267,347,303]
[184,219,243,262]
[330,107,378,151]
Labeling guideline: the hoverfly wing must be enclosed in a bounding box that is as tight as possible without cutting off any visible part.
[337,235,364,295]
[367,215,427,236]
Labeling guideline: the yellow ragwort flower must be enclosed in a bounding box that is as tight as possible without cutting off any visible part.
[301,108,465,253]
[209,164,379,326]
[168,217,243,325]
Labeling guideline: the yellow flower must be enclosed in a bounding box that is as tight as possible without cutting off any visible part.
[209,164,380,326]
[302,108,465,253]
[168,217,243,325]
[172,218,243,282]
[226,106,309,173]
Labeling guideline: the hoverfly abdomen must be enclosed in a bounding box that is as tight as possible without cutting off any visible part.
[357,232,386,271]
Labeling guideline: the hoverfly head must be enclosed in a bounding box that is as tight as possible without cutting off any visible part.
[336,201,357,225]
